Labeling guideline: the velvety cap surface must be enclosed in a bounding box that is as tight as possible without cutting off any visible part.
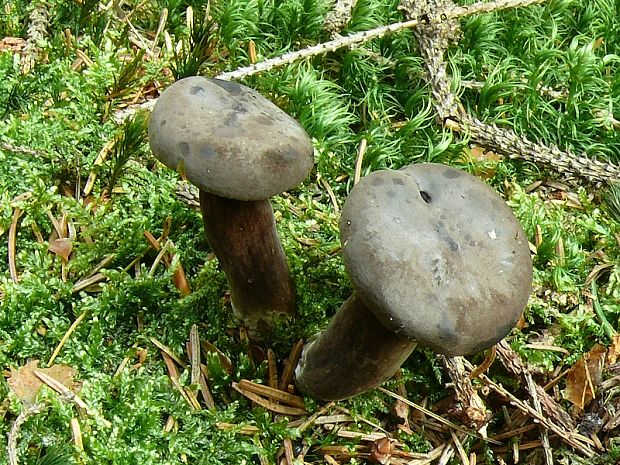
[148,76,314,201]
[340,163,532,356]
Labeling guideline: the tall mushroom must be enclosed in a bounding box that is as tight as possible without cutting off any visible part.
[148,76,314,333]
[295,163,532,400]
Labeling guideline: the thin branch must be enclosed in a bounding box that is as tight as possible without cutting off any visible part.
[7,402,46,465]
[216,18,420,81]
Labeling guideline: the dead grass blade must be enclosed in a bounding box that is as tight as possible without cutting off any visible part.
[47,309,89,367]
[238,379,306,408]
[279,339,303,391]
[8,208,23,283]
[232,382,307,416]
[34,370,112,427]
[377,387,500,445]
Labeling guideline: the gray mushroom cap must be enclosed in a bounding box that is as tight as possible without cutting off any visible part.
[340,163,532,356]
[148,76,314,201]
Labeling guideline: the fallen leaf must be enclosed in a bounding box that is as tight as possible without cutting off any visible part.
[460,146,504,179]
[48,237,73,262]
[607,334,620,365]
[392,399,410,425]
[563,344,606,409]
[369,437,394,464]
[8,361,76,403]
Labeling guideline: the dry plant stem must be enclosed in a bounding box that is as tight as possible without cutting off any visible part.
[21,1,50,74]
[8,402,46,465]
[402,0,620,184]
[199,191,296,333]
[495,341,575,431]
[524,370,554,465]
[470,368,595,456]
[295,293,416,400]
[47,309,89,366]
[458,114,620,183]
[8,208,22,283]
[279,339,304,390]
[378,387,503,444]
[114,0,543,120]
[440,356,491,430]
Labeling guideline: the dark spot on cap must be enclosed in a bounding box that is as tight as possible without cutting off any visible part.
[443,168,463,179]
[371,177,384,186]
[255,115,276,126]
[178,141,190,156]
[232,102,248,114]
[201,146,217,160]
[223,113,240,128]
[210,79,243,95]
[160,119,167,127]
[189,86,204,95]
[386,190,396,198]
[392,177,404,186]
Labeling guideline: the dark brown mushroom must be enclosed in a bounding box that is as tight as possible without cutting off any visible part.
[295,163,532,400]
[148,76,314,333]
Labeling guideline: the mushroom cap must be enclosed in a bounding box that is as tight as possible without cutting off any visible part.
[340,163,532,356]
[148,76,314,201]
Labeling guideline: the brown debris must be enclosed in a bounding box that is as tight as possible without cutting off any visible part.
[441,356,492,430]
[563,344,606,410]
[233,379,307,416]
[8,361,76,403]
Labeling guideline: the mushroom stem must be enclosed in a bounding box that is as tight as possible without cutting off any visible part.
[295,293,417,401]
[199,190,296,333]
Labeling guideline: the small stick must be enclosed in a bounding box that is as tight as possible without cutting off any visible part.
[148,240,171,276]
[71,418,83,450]
[8,208,23,283]
[524,370,554,465]
[353,138,367,185]
[267,349,278,389]
[149,7,168,55]
[232,382,307,415]
[279,339,303,391]
[7,402,45,465]
[437,441,456,465]
[34,371,112,427]
[47,310,89,366]
[200,339,234,374]
[113,343,140,377]
[238,379,306,408]
[469,346,496,379]
[377,388,501,444]
[216,422,260,435]
[283,438,295,465]
[296,401,336,433]
[320,177,340,214]
[72,272,106,293]
[83,138,115,196]
[80,254,116,281]
[198,371,216,409]
[323,454,339,465]
[188,324,201,387]
[450,430,470,465]
[472,370,594,456]
[161,352,201,410]
[150,337,187,367]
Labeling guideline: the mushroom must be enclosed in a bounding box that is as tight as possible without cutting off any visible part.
[148,76,314,333]
[295,163,532,400]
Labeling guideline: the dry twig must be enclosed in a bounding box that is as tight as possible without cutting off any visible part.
[7,402,46,465]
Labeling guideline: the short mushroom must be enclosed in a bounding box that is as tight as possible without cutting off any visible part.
[295,163,532,400]
[148,76,314,333]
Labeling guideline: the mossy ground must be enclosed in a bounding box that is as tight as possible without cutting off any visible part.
[1,0,620,463]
